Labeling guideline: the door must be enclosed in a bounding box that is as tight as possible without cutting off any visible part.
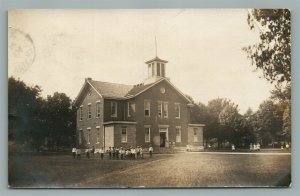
[104,125,114,150]
[160,132,166,147]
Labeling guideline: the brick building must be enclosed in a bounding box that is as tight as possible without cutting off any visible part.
[73,56,205,150]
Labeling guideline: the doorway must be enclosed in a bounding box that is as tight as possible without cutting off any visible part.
[159,127,168,147]
[160,132,166,147]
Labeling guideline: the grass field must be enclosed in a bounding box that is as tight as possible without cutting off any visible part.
[8,151,291,188]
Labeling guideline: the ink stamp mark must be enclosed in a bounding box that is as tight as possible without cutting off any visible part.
[8,27,36,75]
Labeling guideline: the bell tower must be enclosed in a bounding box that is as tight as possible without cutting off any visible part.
[144,56,168,84]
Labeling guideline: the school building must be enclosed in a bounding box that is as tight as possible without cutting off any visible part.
[73,56,205,150]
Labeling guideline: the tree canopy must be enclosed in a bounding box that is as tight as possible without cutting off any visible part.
[244,9,291,87]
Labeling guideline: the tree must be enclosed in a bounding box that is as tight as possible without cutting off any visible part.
[8,77,76,152]
[8,77,43,150]
[240,108,257,147]
[39,92,76,150]
[244,9,291,86]
[219,102,242,146]
[205,98,240,148]
[254,100,283,146]
[244,9,291,145]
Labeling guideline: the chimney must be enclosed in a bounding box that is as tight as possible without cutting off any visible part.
[85,77,92,82]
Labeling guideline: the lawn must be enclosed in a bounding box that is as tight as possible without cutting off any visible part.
[8,151,291,188]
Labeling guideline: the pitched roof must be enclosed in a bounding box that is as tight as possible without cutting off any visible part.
[74,77,192,105]
[145,56,168,64]
[89,80,133,99]
[125,83,153,97]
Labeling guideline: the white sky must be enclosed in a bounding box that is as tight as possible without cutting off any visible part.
[8,9,274,114]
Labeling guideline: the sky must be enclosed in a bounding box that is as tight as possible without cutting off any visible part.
[8,9,274,114]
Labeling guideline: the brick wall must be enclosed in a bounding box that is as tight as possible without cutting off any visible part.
[76,85,104,149]
[113,124,136,148]
[133,80,190,148]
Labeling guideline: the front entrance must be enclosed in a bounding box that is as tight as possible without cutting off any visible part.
[159,127,168,147]
[160,132,167,147]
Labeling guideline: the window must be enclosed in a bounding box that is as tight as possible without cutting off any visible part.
[96,101,101,118]
[96,126,100,144]
[175,103,180,118]
[121,127,127,143]
[145,127,150,142]
[176,127,181,142]
[158,101,163,117]
[144,100,150,117]
[111,102,117,117]
[79,129,83,144]
[163,102,168,118]
[157,63,161,76]
[158,101,168,118]
[152,63,155,76]
[161,63,165,76]
[131,103,136,113]
[79,106,83,121]
[87,104,92,119]
[193,128,198,142]
[148,64,151,77]
[128,102,135,117]
[87,128,91,144]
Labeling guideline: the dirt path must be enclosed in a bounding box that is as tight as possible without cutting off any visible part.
[82,152,291,188]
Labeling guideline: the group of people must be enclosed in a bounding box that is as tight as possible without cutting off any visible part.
[72,145,154,160]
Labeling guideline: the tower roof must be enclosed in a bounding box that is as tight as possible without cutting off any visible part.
[145,56,168,64]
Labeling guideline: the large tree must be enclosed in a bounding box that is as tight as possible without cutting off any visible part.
[244,9,291,87]
[244,9,291,144]
[8,77,76,151]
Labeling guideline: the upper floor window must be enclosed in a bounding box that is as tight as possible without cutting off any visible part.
[144,100,150,117]
[96,101,101,118]
[145,126,150,142]
[79,106,83,121]
[111,102,117,117]
[193,128,198,142]
[163,102,168,118]
[128,102,135,117]
[158,101,163,118]
[121,127,127,143]
[158,101,168,118]
[87,103,92,119]
[176,126,181,143]
[175,103,180,118]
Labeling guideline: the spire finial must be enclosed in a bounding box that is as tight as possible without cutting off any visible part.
[155,36,157,57]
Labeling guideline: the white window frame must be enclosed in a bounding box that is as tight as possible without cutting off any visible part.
[79,129,83,144]
[144,100,151,117]
[96,126,100,144]
[193,128,198,142]
[87,127,91,144]
[163,102,168,118]
[121,127,127,143]
[176,126,181,143]
[87,103,92,119]
[175,103,181,119]
[144,126,151,143]
[111,101,117,117]
[79,106,83,121]
[96,101,101,118]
